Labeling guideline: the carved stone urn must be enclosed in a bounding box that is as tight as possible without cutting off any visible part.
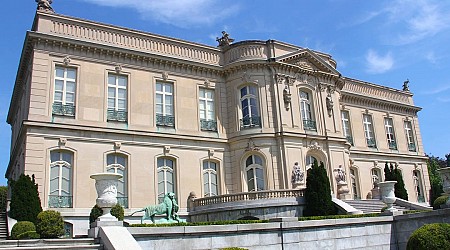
[378,181,397,212]
[437,167,450,206]
[90,173,122,221]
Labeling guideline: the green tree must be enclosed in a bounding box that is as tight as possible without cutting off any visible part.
[393,163,408,200]
[427,155,445,206]
[304,160,334,216]
[9,174,43,224]
[384,162,392,181]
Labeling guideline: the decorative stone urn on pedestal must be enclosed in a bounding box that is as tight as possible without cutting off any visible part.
[378,181,397,212]
[437,167,450,207]
[90,173,122,221]
[334,165,350,199]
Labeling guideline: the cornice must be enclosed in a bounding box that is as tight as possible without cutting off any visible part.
[341,92,421,115]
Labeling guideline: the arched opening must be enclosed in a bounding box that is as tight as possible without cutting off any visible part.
[244,154,265,191]
[106,153,128,208]
[413,170,425,203]
[49,150,73,208]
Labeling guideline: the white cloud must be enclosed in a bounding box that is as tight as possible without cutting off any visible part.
[365,50,394,74]
[422,85,450,95]
[78,0,240,27]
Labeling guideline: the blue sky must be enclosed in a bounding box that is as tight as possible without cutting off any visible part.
[1,0,449,185]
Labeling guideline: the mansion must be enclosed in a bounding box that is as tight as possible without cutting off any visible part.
[7,8,429,235]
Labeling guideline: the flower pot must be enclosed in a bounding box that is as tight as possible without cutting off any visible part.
[378,181,397,212]
[90,173,122,221]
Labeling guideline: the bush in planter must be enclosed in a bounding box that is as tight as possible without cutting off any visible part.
[90,204,124,223]
[433,195,449,210]
[11,221,39,240]
[36,210,65,238]
[406,223,450,250]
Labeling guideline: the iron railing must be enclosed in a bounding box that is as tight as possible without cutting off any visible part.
[408,143,417,152]
[303,119,317,131]
[240,116,261,129]
[193,189,305,207]
[48,195,73,208]
[200,119,217,131]
[346,135,354,145]
[388,141,397,150]
[156,114,175,127]
[52,103,75,116]
[107,109,127,122]
[366,138,377,148]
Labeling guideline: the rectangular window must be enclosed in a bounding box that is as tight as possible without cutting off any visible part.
[53,66,76,116]
[404,121,416,151]
[199,88,217,131]
[300,90,316,131]
[384,118,397,149]
[341,111,353,145]
[156,82,174,127]
[363,114,376,148]
[107,74,128,122]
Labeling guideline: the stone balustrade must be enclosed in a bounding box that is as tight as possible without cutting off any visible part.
[343,79,411,104]
[224,42,268,64]
[37,13,222,66]
[193,189,304,207]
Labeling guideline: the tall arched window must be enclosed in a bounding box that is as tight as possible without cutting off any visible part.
[413,170,424,202]
[240,85,260,128]
[299,90,316,130]
[157,157,175,202]
[203,161,218,197]
[350,167,360,199]
[106,154,128,208]
[371,168,382,188]
[306,155,318,170]
[49,151,73,208]
[245,155,264,191]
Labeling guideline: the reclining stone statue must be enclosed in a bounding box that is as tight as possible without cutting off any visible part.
[130,192,184,224]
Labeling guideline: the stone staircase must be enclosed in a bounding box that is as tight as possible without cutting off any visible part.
[343,199,408,214]
[0,239,103,249]
[0,213,7,240]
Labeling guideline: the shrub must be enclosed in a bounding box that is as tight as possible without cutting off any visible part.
[36,210,65,239]
[111,204,124,221]
[0,186,7,212]
[9,174,42,224]
[90,204,125,223]
[303,160,334,216]
[433,195,449,210]
[406,223,450,250]
[11,221,39,240]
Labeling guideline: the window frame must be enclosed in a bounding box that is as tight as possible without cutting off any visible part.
[202,160,219,197]
[107,73,128,122]
[404,120,416,152]
[156,157,175,202]
[239,85,261,129]
[299,89,316,131]
[49,150,73,208]
[244,154,265,192]
[363,114,377,148]
[341,110,353,145]
[106,153,128,207]
[53,66,77,116]
[155,81,175,127]
[384,117,397,150]
[199,88,217,131]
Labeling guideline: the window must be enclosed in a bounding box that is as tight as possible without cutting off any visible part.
[245,155,264,191]
[203,161,218,197]
[107,74,127,122]
[384,118,397,149]
[199,88,217,131]
[157,157,175,202]
[350,168,360,199]
[106,154,128,208]
[240,85,261,128]
[53,66,76,116]
[300,90,316,130]
[371,168,381,187]
[363,114,376,148]
[49,151,73,208]
[413,170,425,203]
[404,121,416,152]
[156,82,174,127]
[341,111,353,145]
[306,155,318,170]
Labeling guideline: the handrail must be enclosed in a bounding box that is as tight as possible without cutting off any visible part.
[193,189,304,207]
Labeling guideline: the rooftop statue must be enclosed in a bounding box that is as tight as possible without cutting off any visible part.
[402,79,410,92]
[36,0,54,13]
[130,192,185,224]
[216,31,234,47]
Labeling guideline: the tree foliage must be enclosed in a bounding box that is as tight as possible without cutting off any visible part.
[427,154,446,206]
[9,174,42,224]
[383,163,408,200]
[406,223,450,250]
[304,160,334,217]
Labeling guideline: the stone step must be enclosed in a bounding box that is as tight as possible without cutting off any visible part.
[0,239,100,248]
[0,244,103,249]
[343,199,409,214]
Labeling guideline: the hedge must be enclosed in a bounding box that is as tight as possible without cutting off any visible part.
[433,195,449,210]
[406,223,450,250]
[36,210,65,239]
[11,221,39,240]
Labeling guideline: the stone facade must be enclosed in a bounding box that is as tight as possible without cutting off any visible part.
[7,10,429,236]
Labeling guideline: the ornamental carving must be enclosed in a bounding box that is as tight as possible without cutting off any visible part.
[308,141,322,151]
[293,58,315,71]
[63,56,71,66]
[216,31,234,47]
[242,72,251,83]
[276,74,285,85]
[291,162,305,186]
[245,139,260,152]
[115,64,122,73]
[162,72,169,81]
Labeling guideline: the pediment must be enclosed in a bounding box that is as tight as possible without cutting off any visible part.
[276,49,340,75]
